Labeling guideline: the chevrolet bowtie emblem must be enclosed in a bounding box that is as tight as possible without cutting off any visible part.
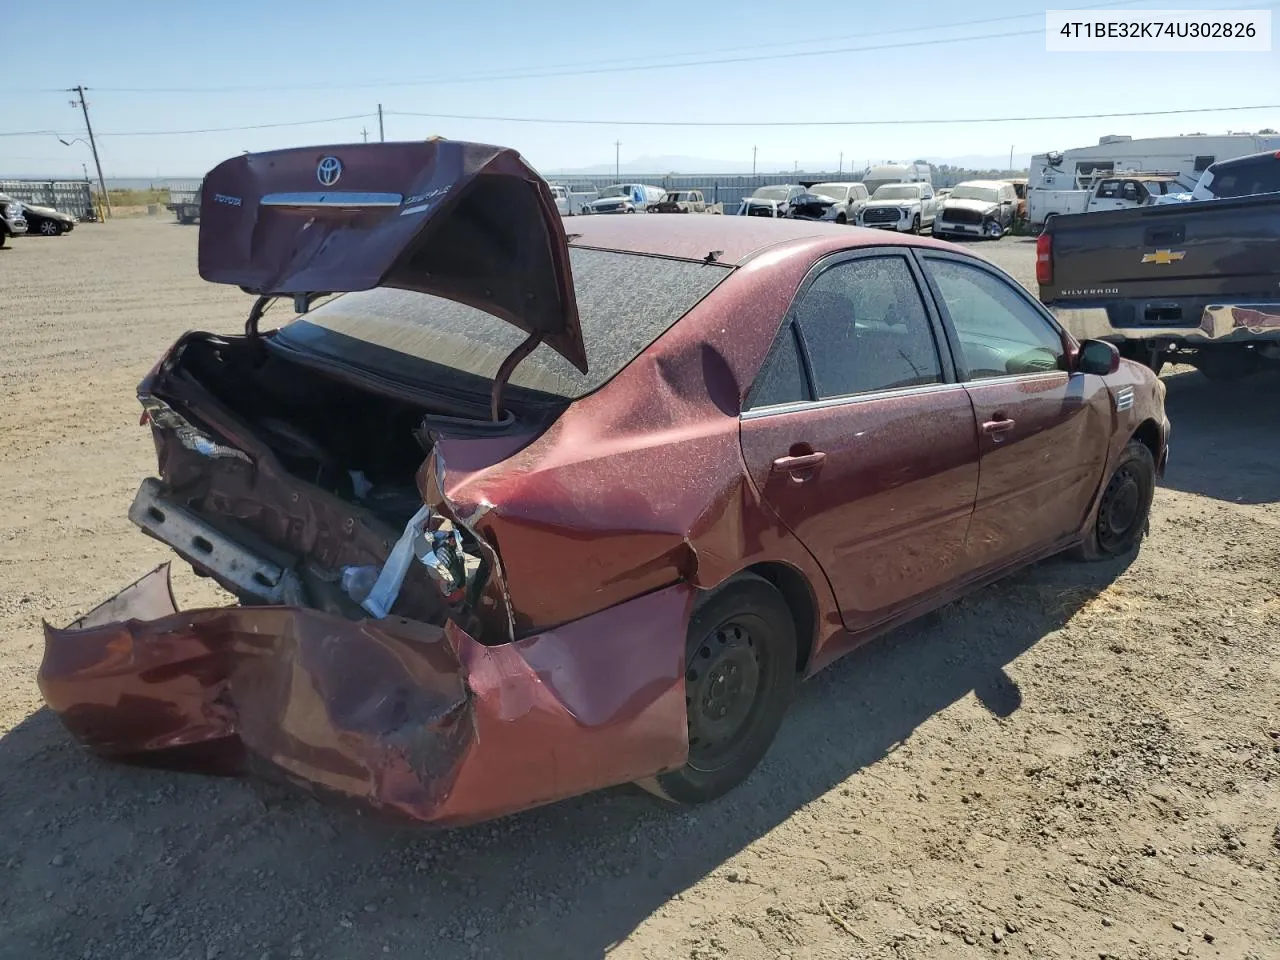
[1142,249,1186,265]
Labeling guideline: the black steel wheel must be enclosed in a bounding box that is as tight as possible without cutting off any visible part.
[642,573,797,804]
[1074,440,1155,560]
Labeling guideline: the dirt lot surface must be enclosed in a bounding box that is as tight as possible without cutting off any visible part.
[1,221,1276,960]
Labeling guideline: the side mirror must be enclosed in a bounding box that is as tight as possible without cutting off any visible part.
[1075,338,1121,375]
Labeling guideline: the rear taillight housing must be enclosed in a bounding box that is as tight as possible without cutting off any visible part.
[1036,231,1053,286]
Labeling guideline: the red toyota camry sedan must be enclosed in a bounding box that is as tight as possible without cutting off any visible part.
[41,141,1169,825]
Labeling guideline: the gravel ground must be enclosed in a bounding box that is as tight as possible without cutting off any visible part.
[1,220,1276,960]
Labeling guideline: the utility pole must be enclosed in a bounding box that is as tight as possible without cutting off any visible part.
[378,104,385,142]
[67,85,110,218]
[615,140,621,178]
[1008,144,1015,175]
[361,126,369,143]
[752,146,757,176]
[839,151,843,174]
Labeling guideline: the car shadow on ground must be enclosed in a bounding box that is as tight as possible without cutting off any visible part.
[1157,366,1280,504]
[0,551,1129,960]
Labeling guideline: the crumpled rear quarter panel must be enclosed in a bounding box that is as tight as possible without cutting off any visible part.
[40,565,691,826]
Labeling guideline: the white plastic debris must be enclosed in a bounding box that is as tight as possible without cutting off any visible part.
[361,505,431,619]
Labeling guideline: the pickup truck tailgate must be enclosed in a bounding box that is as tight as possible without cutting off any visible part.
[1040,192,1280,312]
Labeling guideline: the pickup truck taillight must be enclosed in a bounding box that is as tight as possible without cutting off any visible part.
[1036,232,1052,285]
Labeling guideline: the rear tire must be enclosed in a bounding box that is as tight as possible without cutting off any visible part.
[910,214,921,234]
[640,573,797,805]
[1073,440,1155,561]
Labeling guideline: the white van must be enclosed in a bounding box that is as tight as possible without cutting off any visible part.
[861,162,933,195]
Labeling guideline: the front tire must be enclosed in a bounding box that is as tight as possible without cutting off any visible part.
[39,220,59,236]
[910,214,921,235]
[643,574,797,804]
[1073,440,1155,561]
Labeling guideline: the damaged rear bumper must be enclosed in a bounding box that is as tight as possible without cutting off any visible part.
[40,564,691,827]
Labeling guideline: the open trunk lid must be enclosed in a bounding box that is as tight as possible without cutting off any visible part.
[197,140,587,372]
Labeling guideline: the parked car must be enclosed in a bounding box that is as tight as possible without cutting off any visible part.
[650,190,721,214]
[933,180,1019,240]
[0,192,28,247]
[39,140,1168,829]
[1028,174,1182,230]
[750,184,808,216]
[19,201,76,236]
[548,183,597,217]
[737,197,783,217]
[857,182,938,233]
[1190,149,1280,200]
[807,182,869,224]
[1038,184,1280,380]
[584,183,665,214]
[785,192,837,221]
[1002,178,1029,221]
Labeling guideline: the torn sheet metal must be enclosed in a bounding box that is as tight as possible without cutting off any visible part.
[40,565,691,826]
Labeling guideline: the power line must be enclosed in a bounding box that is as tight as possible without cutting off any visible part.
[387,103,1280,129]
[92,113,376,137]
[74,0,1167,94]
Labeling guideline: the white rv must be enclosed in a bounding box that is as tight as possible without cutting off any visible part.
[1029,133,1280,197]
[861,162,933,195]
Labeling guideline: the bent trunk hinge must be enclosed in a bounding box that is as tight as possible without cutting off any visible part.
[490,331,543,421]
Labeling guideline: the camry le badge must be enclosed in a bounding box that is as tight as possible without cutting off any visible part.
[316,156,343,187]
[1142,249,1185,265]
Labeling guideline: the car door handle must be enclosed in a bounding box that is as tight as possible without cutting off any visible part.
[982,417,1016,436]
[772,452,827,472]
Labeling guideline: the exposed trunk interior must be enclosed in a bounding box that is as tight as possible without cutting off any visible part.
[172,334,440,528]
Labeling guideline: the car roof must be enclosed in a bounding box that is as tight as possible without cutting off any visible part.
[564,214,935,266]
[955,179,1008,188]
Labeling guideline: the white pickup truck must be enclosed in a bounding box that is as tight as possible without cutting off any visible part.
[856,182,938,233]
[548,183,597,217]
[1028,174,1186,230]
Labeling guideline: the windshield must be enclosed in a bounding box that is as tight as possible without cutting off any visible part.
[599,185,631,198]
[668,192,691,201]
[752,186,792,201]
[810,184,849,201]
[871,185,919,200]
[949,185,999,202]
[274,247,732,401]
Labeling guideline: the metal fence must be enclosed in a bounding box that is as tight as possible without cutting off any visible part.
[0,179,95,219]
[545,171,851,208]
[545,167,1018,199]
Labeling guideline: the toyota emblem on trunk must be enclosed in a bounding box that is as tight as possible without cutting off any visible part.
[316,156,343,186]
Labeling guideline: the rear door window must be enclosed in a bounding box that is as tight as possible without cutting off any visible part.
[791,255,944,398]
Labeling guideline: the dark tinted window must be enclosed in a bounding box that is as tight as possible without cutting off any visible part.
[1097,180,1121,199]
[277,247,731,399]
[746,322,807,409]
[927,258,1065,379]
[1194,155,1215,172]
[1205,156,1280,198]
[792,256,943,398]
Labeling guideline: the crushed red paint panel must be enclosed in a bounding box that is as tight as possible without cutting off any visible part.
[40,564,692,826]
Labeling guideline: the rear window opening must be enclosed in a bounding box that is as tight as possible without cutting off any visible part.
[274,246,732,403]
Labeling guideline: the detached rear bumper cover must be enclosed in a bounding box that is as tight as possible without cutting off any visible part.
[40,564,691,826]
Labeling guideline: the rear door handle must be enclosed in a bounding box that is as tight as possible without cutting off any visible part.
[982,417,1016,436]
[772,452,827,472]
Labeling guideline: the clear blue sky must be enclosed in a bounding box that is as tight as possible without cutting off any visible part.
[2,0,1277,178]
